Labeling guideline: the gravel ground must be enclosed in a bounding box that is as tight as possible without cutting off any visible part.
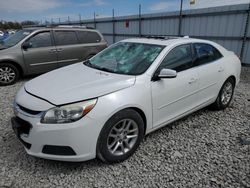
[0,67,249,188]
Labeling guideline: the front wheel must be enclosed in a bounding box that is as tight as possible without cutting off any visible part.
[211,77,235,110]
[97,109,144,163]
[0,63,20,86]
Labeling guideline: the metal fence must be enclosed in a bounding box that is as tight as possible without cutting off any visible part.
[51,3,250,64]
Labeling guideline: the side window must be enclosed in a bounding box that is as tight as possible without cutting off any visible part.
[77,31,101,43]
[156,44,193,73]
[27,32,52,48]
[194,43,222,66]
[54,31,78,46]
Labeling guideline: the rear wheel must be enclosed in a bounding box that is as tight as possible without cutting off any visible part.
[0,63,20,86]
[97,109,144,163]
[211,77,235,110]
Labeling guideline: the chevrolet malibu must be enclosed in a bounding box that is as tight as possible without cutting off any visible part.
[12,38,241,163]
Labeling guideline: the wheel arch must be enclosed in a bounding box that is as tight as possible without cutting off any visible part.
[212,74,236,110]
[218,75,236,96]
[101,106,148,136]
[96,106,148,162]
[0,60,24,76]
[128,107,147,135]
[227,75,236,87]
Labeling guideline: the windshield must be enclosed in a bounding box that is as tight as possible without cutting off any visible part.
[84,42,164,75]
[1,29,33,48]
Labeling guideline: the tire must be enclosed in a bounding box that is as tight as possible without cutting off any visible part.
[211,77,235,110]
[97,109,145,163]
[0,63,20,86]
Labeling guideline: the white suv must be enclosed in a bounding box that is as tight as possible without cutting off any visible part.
[12,37,241,163]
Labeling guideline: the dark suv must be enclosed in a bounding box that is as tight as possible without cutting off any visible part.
[0,26,107,86]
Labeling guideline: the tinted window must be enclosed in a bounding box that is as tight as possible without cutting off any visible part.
[156,44,193,73]
[194,43,222,66]
[77,31,101,43]
[54,31,78,45]
[27,32,52,48]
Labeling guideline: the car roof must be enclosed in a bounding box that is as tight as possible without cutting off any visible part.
[122,37,217,47]
[22,27,102,36]
[122,37,229,55]
[24,26,96,31]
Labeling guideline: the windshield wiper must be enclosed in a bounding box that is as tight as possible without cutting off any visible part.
[83,60,100,69]
[83,60,115,73]
[83,60,93,67]
[96,67,115,73]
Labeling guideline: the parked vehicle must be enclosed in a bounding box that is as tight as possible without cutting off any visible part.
[0,26,107,86]
[12,37,241,163]
[8,30,16,35]
[0,30,9,42]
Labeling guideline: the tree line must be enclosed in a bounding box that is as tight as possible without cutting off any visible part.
[0,20,39,30]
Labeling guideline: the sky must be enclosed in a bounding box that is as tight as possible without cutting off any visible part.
[0,0,249,23]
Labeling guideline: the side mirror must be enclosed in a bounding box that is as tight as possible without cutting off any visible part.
[158,68,177,79]
[22,41,32,50]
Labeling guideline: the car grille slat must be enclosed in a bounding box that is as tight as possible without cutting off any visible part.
[17,104,42,115]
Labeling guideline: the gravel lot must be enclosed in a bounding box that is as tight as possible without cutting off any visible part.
[0,67,249,188]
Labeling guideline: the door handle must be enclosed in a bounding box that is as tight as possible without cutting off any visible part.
[218,67,224,72]
[188,78,198,84]
[50,49,57,53]
[57,48,63,52]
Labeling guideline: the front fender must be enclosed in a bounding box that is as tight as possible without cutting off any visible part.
[0,47,27,75]
[86,77,153,134]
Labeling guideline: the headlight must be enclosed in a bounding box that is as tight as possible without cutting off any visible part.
[41,99,97,124]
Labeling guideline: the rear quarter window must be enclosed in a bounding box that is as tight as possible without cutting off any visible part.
[77,31,101,44]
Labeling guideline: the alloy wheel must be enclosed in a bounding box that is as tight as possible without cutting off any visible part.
[107,119,139,156]
[221,81,233,106]
[0,66,16,84]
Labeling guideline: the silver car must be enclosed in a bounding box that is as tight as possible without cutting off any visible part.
[0,27,107,86]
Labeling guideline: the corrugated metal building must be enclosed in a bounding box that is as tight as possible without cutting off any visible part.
[71,3,250,64]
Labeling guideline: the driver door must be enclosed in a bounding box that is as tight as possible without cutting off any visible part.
[151,44,199,127]
[22,31,58,74]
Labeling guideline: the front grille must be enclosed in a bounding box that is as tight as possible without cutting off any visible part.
[42,145,77,156]
[17,104,42,115]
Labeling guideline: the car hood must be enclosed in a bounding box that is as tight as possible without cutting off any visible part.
[25,63,136,105]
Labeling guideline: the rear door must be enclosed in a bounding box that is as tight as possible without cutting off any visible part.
[22,30,58,74]
[53,30,82,67]
[192,43,225,105]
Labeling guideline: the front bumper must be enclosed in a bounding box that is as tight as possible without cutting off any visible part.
[11,104,104,162]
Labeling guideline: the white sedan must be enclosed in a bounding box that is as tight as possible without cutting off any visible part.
[12,37,241,163]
